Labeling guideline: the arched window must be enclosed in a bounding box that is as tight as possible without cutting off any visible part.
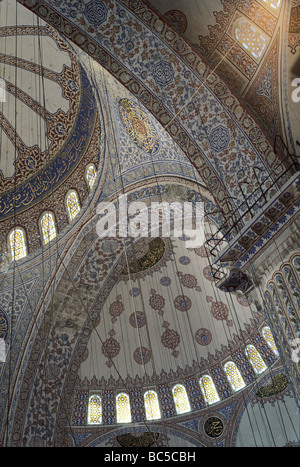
[9,228,27,261]
[116,392,131,423]
[144,390,161,420]
[86,164,97,189]
[262,0,281,10]
[200,375,220,405]
[172,384,191,415]
[245,345,267,375]
[224,361,246,392]
[40,212,57,245]
[66,190,80,221]
[87,394,102,424]
[262,327,279,357]
[235,19,267,60]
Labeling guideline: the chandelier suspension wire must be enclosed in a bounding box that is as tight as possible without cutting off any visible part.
[78,10,167,442]
[97,61,165,447]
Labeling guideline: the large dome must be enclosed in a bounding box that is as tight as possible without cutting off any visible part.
[0,1,102,257]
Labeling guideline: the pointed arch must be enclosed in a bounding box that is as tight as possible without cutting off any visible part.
[172,384,191,415]
[66,190,80,221]
[235,19,267,60]
[87,394,102,425]
[245,345,267,374]
[144,390,161,420]
[200,375,220,405]
[9,227,27,261]
[40,211,57,245]
[116,392,131,423]
[224,361,246,392]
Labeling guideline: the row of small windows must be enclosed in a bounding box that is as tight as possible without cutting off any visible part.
[234,0,281,60]
[9,164,97,261]
[87,330,279,424]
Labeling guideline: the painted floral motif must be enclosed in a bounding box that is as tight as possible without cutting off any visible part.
[129,287,140,297]
[160,276,171,286]
[164,9,187,34]
[209,125,231,153]
[206,296,233,326]
[84,0,108,26]
[177,272,202,292]
[109,295,124,324]
[191,245,211,257]
[161,327,181,357]
[174,295,192,312]
[195,328,212,346]
[101,331,121,366]
[119,98,160,155]
[179,256,190,265]
[133,346,151,365]
[129,311,146,328]
[149,289,165,315]
[152,60,175,88]
[203,266,222,282]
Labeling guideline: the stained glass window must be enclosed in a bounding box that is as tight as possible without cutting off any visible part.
[88,394,102,424]
[144,390,161,420]
[41,212,56,245]
[116,392,131,423]
[235,19,267,60]
[262,327,279,357]
[245,345,267,375]
[86,164,97,189]
[224,361,246,392]
[200,375,220,405]
[262,0,281,10]
[172,384,191,415]
[9,228,27,261]
[66,190,80,221]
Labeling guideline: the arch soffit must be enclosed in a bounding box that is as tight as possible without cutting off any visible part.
[16,0,282,223]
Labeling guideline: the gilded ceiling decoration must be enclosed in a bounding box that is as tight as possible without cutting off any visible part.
[116,432,159,447]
